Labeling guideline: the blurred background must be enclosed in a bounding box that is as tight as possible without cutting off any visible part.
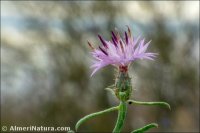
[1,1,199,132]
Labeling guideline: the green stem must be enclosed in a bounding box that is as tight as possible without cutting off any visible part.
[75,106,119,131]
[113,101,127,133]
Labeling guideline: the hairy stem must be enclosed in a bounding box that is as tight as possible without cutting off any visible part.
[75,106,119,131]
[113,101,127,133]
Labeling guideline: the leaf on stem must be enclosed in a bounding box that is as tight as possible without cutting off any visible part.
[105,88,115,95]
[131,123,158,133]
[105,84,116,95]
[75,106,118,131]
[127,100,171,110]
[67,130,75,133]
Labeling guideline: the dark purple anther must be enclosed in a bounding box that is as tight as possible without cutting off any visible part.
[120,40,125,53]
[112,37,118,48]
[87,41,95,50]
[98,35,108,48]
[99,46,108,56]
[111,31,117,41]
[125,32,128,45]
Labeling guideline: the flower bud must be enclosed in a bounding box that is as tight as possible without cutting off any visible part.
[114,67,132,101]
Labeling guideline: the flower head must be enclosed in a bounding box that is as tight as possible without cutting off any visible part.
[88,26,157,76]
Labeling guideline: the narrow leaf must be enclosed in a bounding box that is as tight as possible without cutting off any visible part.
[67,130,75,133]
[105,88,115,95]
[127,100,171,110]
[131,123,158,133]
[75,106,118,131]
[106,84,115,89]
[105,84,115,95]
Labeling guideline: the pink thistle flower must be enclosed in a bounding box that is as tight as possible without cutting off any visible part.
[88,26,157,76]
